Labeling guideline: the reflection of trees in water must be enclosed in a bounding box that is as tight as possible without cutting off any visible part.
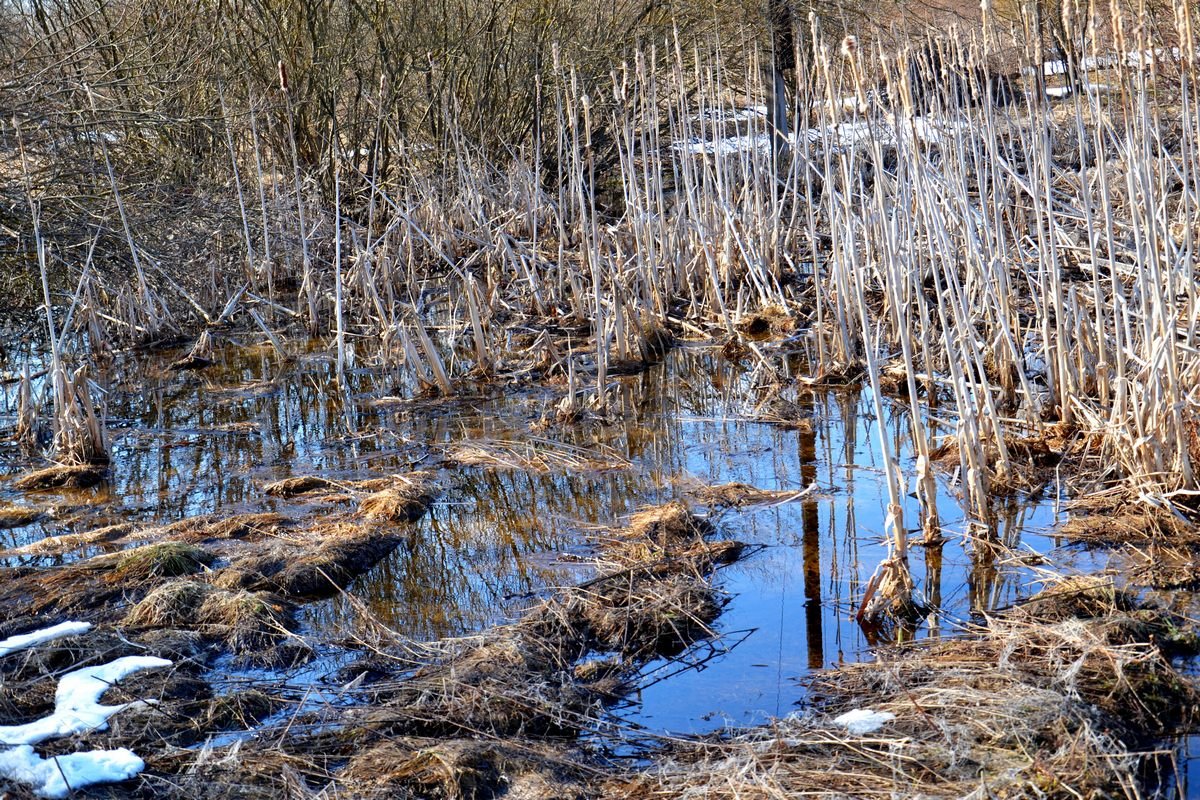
[322,467,662,640]
[20,341,1051,654]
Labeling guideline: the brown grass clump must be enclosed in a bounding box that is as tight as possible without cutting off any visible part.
[364,634,592,738]
[261,522,405,597]
[1058,507,1196,544]
[264,475,341,497]
[735,306,795,340]
[197,590,299,658]
[0,523,135,556]
[162,511,292,543]
[125,578,303,665]
[340,739,589,800]
[931,425,1078,493]
[626,501,713,543]
[359,473,438,523]
[752,394,814,430]
[0,503,43,529]
[1,541,212,616]
[156,746,341,799]
[12,463,107,490]
[110,542,216,581]
[1012,575,1138,621]
[575,572,723,658]
[1121,542,1200,591]
[125,579,213,627]
[199,689,281,731]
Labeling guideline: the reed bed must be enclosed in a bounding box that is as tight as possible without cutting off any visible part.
[7,8,1190,483]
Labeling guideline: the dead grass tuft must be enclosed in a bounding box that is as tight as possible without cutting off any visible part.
[260,522,404,597]
[340,739,589,800]
[163,511,292,543]
[1058,508,1196,544]
[574,572,723,658]
[110,542,216,581]
[0,523,135,557]
[359,473,438,523]
[125,578,303,665]
[735,306,795,340]
[12,463,107,491]
[125,579,212,627]
[0,503,43,529]
[626,501,713,543]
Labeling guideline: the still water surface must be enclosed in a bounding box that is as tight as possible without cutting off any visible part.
[0,339,1102,738]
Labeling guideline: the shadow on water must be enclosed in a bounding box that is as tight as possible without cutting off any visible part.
[0,339,1106,737]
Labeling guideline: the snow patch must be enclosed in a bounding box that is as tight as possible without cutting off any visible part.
[832,708,896,734]
[677,114,967,156]
[0,622,92,658]
[0,655,170,796]
[0,745,144,798]
[0,656,172,745]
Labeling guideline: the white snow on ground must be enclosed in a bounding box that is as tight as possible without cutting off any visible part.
[0,625,169,796]
[1035,47,1196,77]
[833,708,897,734]
[1045,83,1116,100]
[0,746,144,799]
[678,115,966,156]
[0,622,92,658]
[0,656,172,745]
[692,105,767,124]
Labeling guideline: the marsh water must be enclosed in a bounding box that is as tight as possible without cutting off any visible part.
[0,336,1118,738]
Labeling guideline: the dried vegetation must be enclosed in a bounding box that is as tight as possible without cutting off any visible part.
[617,577,1199,799]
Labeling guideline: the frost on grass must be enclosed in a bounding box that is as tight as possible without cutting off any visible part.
[832,708,896,735]
[0,746,144,799]
[0,622,92,657]
[0,655,172,745]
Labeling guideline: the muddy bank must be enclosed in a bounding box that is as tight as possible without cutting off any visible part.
[0,473,439,669]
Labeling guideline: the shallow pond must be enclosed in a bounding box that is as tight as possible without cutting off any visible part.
[0,337,1112,740]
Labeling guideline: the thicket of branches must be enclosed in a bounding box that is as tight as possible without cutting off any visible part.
[0,0,825,315]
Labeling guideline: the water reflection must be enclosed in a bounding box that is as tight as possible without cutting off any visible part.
[0,339,1066,735]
